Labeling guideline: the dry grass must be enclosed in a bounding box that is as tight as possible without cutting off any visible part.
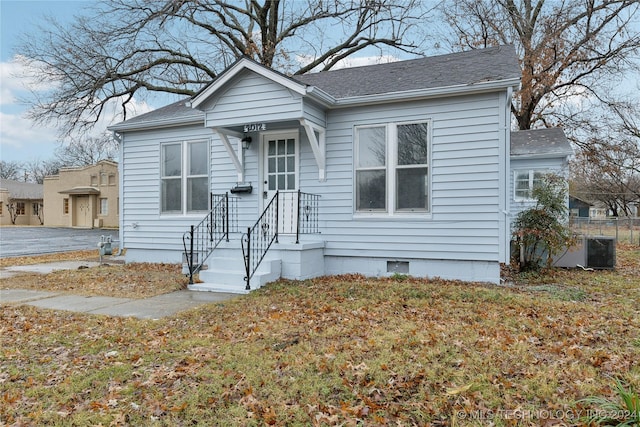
[0,246,639,426]
[0,250,98,268]
[0,250,187,298]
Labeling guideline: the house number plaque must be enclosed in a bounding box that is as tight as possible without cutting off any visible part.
[243,123,267,132]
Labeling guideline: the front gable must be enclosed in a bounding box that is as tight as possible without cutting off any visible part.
[189,57,328,132]
[200,69,307,129]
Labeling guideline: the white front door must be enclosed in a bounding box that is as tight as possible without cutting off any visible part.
[263,132,299,234]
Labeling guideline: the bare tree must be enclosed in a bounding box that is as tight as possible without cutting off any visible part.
[0,160,24,180]
[566,89,640,215]
[55,134,119,167]
[35,202,44,225]
[441,0,640,131]
[571,142,640,216]
[19,0,431,136]
[609,100,640,175]
[6,200,21,225]
[24,159,64,184]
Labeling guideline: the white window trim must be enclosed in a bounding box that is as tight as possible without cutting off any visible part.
[354,124,388,213]
[514,169,547,202]
[160,140,210,216]
[353,120,432,218]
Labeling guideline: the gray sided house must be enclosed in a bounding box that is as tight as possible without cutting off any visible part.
[509,128,574,218]
[109,46,521,292]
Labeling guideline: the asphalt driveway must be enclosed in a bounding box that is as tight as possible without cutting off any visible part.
[0,227,118,258]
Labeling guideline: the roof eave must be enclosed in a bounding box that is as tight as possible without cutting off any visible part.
[511,151,574,159]
[330,77,521,107]
[108,114,204,132]
[58,186,101,195]
[305,86,336,107]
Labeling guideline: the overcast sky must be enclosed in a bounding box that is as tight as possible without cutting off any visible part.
[0,0,399,165]
[2,1,83,163]
[1,0,159,165]
[1,1,638,166]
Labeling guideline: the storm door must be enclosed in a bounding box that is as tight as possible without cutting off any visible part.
[263,132,299,234]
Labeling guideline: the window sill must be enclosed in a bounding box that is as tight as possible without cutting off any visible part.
[352,212,432,221]
[159,212,209,218]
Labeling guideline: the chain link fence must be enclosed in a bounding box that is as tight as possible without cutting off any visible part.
[569,217,640,245]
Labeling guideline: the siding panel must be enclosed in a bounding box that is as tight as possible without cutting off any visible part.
[305,92,505,263]
[121,124,213,256]
[204,71,304,128]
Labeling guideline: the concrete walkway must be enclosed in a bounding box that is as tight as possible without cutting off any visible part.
[0,288,237,319]
[0,260,238,319]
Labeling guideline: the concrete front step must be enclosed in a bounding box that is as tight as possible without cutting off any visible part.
[186,237,325,294]
[191,257,281,294]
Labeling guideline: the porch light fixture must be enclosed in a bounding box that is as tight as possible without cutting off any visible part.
[241,136,252,149]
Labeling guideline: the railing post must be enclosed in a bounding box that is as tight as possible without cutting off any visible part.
[188,225,195,285]
[244,227,251,290]
[225,192,230,242]
[209,192,215,243]
[275,191,279,244]
[296,190,301,244]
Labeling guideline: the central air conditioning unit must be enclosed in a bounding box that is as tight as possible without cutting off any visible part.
[554,236,616,269]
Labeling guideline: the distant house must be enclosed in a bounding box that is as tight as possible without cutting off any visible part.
[43,160,119,228]
[0,179,44,226]
[110,46,523,291]
[509,128,574,218]
[569,196,592,218]
[589,205,609,219]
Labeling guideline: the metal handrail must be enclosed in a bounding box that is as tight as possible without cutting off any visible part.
[296,190,321,243]
[241,191,279,290]
[183,193,237,284]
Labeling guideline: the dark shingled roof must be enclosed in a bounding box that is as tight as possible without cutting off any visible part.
[292,45,520,98]
[111,98,202,129]
[510,128,574,157]
[111,45,520,129]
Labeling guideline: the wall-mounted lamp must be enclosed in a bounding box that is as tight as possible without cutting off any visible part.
[241,136,252,149]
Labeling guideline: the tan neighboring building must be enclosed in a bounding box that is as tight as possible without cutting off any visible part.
[0,179,44,226]
[44,160,119,228]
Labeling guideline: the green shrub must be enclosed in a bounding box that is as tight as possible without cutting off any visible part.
[512,173,576,271]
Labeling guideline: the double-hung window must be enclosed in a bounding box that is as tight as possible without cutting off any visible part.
[514,170,546,201]
[161,140,209,214]
[355,121,430,214]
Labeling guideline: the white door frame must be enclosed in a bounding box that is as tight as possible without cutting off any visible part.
[261,130,300,234]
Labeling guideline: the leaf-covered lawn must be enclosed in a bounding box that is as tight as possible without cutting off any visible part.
[0,251,187,298]
[1,245,639,426]
[0,250,99,268]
